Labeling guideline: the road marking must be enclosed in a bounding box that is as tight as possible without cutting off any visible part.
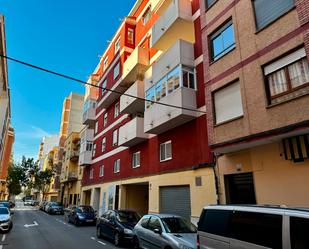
[91,237,96,240]
[24,221,38,228]
[97,240,106,246]
[1,235,5,242]
[0,244,3,249]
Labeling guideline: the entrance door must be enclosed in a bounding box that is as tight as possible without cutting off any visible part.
[224,172,256,204]
[160,186,191,220]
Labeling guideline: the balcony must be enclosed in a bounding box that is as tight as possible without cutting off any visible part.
[151,0,194,51]
[98,46,150,109]
[79,128,94,166]
[120,80,145,114]
[69,151,79,162]
[82,99,96,127]
[144,40,197,134]
[68,171,78,181]
[118,117,150,147]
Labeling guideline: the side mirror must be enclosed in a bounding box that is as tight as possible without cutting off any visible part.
[154,228,162,234]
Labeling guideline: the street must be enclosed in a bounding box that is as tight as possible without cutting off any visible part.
[4,202,121,249]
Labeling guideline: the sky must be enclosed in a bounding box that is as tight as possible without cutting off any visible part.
[1,0,135,162]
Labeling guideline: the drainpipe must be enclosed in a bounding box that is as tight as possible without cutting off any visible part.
[213,152,223,205]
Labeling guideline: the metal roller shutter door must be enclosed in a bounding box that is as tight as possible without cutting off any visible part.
[160,186,191,220]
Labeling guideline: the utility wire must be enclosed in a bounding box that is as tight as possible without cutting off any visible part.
[0,54,207,114]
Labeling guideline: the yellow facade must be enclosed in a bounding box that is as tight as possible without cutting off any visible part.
[82,168,216,224]
[217,142,309,207]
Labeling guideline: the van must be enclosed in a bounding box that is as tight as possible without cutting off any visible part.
[197,205,309,249]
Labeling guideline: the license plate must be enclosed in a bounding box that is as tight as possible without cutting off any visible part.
[86,219,93,222]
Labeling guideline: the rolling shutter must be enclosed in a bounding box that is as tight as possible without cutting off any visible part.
[160,186,191,220]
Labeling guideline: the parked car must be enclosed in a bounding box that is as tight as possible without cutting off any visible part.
[44,202,51,212]
[31,200,39,206]
[39,201,47,211]
[96,210,141,246]
[0,207,13,232]
[197,205,309,249]
[24,199,32,206]
[65,205,96,226]
[47,202,64,215]
[134,214,197,249]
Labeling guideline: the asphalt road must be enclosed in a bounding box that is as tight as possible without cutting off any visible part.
[3,201,124,249]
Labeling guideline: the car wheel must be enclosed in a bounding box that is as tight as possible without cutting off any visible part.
[74,218,79,226]
[133,236,140,249]
[114,232,120,247]
[96,226,102,238]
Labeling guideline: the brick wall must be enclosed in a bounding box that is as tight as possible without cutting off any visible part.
[295,0,309,59]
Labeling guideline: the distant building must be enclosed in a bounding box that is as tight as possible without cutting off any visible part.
[0,15,14,200]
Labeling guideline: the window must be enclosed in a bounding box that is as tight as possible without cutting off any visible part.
[127,28,134,45]
[167,66,180,93]
[205,0,217,8]
[102,79,107,96]
[114,36,121,54]
[132,151,140,168]
[253,0,294,30]
[102,137,106,152]
[86,141,92,151]
[95,121,98,133]
[214,81,243,124]
[230,211,282,249]
[290,216,309,249]
[113,129,118,146]
[114,102,119,118]
[92,144,96,157]
[148,217,162,231]
[103,57,108,71]
[104,113,108,127]
[210,20,235,61]
[114,62,120,79]
[113,159,120,173]
[99,165,104,177]
[143,7,151,25]
[160,141,172,162]
[89,169,94,179]
[182,67,195,89]
[198,209,231,237]
[264,47,309,105]
[141,217,150,228]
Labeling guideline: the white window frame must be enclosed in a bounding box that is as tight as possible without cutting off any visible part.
[127,28,134,45]
[102,79,107,96]
[132,151,141,168]
[99,165,104,177]
[104,113,108,127]
[95,121,98,134]
[103,57,109,71]
[92,144,96,157]
[113,129,118,146]
[102,137,106,152]
[114,102,119,118]
[89,169,94,179]
[114,62,120,80]
[143,7,151,25]
[160,141,172,162]
[86,141,92,152]
[113,159,120,173]
[114,36,121,54]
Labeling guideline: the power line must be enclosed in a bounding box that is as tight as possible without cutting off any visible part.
[0,54,207,114]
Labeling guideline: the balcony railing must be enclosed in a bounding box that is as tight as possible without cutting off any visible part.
[118,117,150,147]
[79,128,94,166]
[68,172,78,181]
[144,40,197,134]
[98,46,150,109]
[82,99,96,127]
[120,80,145,114]
[69,151,79,162]
[151,0,194,51]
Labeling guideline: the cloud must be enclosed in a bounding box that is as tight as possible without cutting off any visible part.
[16,125,50,139]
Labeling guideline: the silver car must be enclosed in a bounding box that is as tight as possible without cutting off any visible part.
[0,207,13,232]
[133,214,197,249]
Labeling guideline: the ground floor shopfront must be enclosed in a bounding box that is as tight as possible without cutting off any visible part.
[81,167,217,224]
[61,180,82,207]
[216,137,309,207]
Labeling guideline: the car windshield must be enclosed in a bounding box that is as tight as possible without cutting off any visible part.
[0,208,9,215]
[0,202,9,208]
[77,206,94,213]
[161,217,197,233]
[50,202,59,207]
[116,211,140,223]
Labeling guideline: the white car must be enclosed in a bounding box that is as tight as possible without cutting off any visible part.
[24,199,32,206]
[0,207,13,232]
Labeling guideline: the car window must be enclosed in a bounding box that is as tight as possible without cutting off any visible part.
[77,206,94,213]
[148,217,161,231]
[290,216,309,249]
[230,211,282,249]
[116,211,140,223]
[109,211,115,221]
[162,217,196,233]
[198,209,231,237]
[0,208,8,214]
[141,217,150,228]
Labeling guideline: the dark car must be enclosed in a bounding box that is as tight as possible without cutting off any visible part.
[96,210,141,246]
[46,202,64,215]
[0,202,10,210]
[65,205,96,226]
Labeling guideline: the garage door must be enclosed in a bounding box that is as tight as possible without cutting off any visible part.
[160,186,191,220]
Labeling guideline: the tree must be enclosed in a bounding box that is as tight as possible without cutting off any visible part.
[7,161,26,196]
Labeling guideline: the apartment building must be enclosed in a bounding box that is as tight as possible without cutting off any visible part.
[200,0,309,206]
[0,15,14,200]
[80,0,217,223]
[56,93,84,204]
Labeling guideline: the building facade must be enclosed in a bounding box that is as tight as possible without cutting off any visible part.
[80,0,217,223]
[201,0,309,205]
[0,15,14,200]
